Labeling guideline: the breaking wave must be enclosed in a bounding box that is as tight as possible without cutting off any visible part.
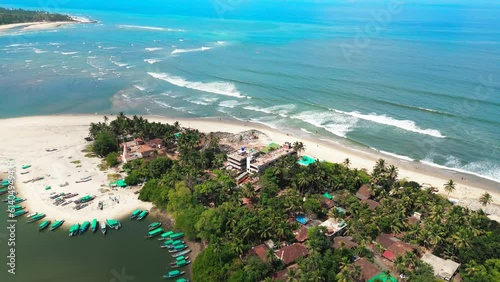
[147,72,246,98]
[332,109,446,138]
[171,46,211,54]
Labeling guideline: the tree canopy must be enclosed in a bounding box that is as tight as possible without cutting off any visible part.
[0,7,74,25]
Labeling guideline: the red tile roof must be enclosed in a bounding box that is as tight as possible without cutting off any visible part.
[272,264,298,281]
[322,198,336,209]
[387,241,414,258]
[275,243,308,266]
[376,233,398,249]
[294,227,309,242]
[354,258,380,281]
[356,184,372,200]
[149,138,163,145]
[361,199,380,210]
[247,244,269,261]
[137,146,154,153]
[382,250,396,261]
[333,236,358,249]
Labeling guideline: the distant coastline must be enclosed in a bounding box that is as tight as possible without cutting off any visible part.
[0,7,96,32]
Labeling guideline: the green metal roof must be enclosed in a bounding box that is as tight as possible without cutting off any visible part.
[368,272,397,282]
[322,192,333,200]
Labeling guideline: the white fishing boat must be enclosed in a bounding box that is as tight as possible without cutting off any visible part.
[101,222,107,235]
[27,212,38,218]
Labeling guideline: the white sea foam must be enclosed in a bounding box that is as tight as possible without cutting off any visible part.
[103,47,117,50]
[379,150,415,162]
[110,58,128,67]
[145,47,163,52]
[7,43,33,47]
[118,25,165,31]
[291,110,358,138]
[217,41,225,44]
[171,47,211,54]
[118,25,185,32]
[185,98,210,106]
[300,128,312,134]
[218,100,242,108]
[243,104,296,118]
[147,72,246,98]
[421,158,500,184]
[61,52,78,55]
[33,48,47,54]
[144,58,162,64]
[133,85,146,91]
[25,60,33,63]
[332,109,446,138]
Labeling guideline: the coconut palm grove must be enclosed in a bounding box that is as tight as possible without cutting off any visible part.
[89,114,499,282]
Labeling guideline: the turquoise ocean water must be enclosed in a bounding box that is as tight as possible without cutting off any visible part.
[0,0,499,183]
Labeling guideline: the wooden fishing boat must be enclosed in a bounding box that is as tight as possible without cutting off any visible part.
[39,220,51,231]
[146,227,164,238]
[166,240,185,249]
[7,205,25,212]
[27,213,46,223]
[148,222,162,230]
[137,210,148,221]
[75,178,91,183]
[106,219,121,230]
[171,260,190,268]
[169,232,184,240]
[50,220,65,231]
[130,209,141,219]
[169,256,189,265]
[80,221,90,234]
[13,210,28,217]
[168,244,188,253]
[171,249,191,258]
[158,231,174,241]
[101,222,107,235]
[69,224,80,236]
[91,219,98,232]
[163,270,185,279]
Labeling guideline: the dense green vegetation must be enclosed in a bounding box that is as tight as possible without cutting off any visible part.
[0,7,74,25]
[89,114,499,282]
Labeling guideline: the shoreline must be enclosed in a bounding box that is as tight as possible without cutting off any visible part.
[0,114,499,224]
[0,17,95,32]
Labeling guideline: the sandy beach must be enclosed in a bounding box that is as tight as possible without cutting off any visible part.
[0,115,499,225]
[0,17,94,32]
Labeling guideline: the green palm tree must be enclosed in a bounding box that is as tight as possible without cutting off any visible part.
[479,192,492,206]
[373,158,387,176]
[444,179,456,197]
[343,158,351,168]
[286,268,301,282]
[292,141,305,154]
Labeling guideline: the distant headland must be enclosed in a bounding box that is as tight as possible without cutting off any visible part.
[0,7,96,32]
